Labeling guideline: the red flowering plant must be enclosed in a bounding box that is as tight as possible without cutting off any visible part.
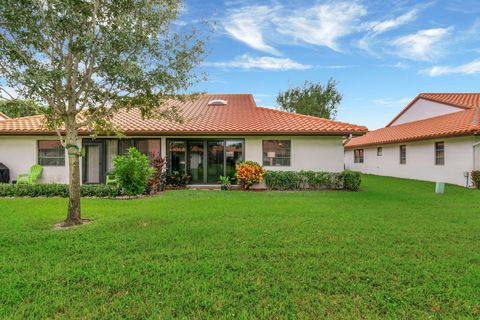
[235,161,265,190]
[148,152,166,193]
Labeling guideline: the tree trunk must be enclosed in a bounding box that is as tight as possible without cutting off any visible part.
[64,129,82,226]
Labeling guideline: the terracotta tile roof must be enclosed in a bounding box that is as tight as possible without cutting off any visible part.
[0,94,367,136]
[419,93,480,109]
[345,108,480,149]
[387,93,480,127]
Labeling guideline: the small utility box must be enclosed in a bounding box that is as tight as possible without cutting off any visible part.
[435,182,445,194]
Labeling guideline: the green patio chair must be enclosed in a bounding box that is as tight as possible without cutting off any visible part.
[16,164,43,185]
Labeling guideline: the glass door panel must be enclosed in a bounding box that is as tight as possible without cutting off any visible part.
[187,141,204,184]
[169,141,186,174]
[105,140,118,172]
[207,140,224,183]
[85,145,101,183]
[225,140,243,179]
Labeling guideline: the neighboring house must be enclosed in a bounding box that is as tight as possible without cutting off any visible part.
[0,94,366,185]
[345,93,480,187]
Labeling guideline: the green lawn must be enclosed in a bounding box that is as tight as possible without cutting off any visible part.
[0,175,479,319]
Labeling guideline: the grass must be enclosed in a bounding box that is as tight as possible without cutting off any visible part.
[0,175,479,319]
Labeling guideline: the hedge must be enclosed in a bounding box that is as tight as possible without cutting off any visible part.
[0,183,123,198]
[264,170,361,191]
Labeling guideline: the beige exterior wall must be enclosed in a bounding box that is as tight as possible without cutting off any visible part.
[0,136,81,184]
[345,136,476,187]
[244,136,345,172]
[390,98,463,126]
[0,135,346,184]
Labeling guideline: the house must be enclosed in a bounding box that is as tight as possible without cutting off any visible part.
[0,94,367,185]
[345,93,480,187]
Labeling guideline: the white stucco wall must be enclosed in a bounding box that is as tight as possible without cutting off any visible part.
[345,136,476,187]
[0,136,81,184]
[0,135,346,184]
[390,98,463,126]
[245,136,345,172]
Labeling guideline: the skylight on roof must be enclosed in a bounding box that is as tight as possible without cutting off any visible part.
[208,99,227,106]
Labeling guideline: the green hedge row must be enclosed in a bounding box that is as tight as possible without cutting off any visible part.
[0,183,124,198]
[264,170,361,191]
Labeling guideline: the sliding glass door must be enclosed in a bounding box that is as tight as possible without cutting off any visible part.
[168,139,244,184]
[207,140,224,183]
[187,141,204,184]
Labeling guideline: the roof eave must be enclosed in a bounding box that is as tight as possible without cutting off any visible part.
[0,130,368,137]
[345,131,477,149]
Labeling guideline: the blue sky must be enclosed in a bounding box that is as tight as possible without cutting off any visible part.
[180,0,480,129]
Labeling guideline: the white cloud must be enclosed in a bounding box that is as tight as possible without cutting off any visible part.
[391,27,453,61]
[223,6,279,55]
[365,9,418,34]
[374,97,412,108]
[275,2,367,52]
[420,59,480,76]
[224,2,366,54]
[204,54,312,71]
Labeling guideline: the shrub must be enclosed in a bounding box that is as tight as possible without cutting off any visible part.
[264,170,342,190]
[165,172,190,188]
[235,161,265,190]
[0,183,123,197]
[264,170,361,191]
[340,170,362,191]
[471,171,480,189]
[148,153,166,193]
[113,148,154,195]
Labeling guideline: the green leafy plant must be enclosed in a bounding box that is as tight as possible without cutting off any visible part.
[219,175,231,190]
[235,161,265,190]
[264,170,361,191]
[340,170,362,191]
[471,171,480,189]
[113,148,154,195]
[0,183,122,198]
[148,153,167,193]
[165,172,191,188]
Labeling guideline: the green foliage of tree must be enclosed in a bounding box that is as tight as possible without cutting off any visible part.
[0,0,205,225]
[276,79,342,119]
[0,99,43,118]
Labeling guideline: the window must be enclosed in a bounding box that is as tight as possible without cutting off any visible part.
[354,149,364,163]
[118,139,161,159]
[435,142,445,165]
[38,140,65,166]
[134,139,161,159]
[118,140,132,155]
[263,140,291,166]
[377,147,382,156]
[105,140,118,172]
[400,145,406,164]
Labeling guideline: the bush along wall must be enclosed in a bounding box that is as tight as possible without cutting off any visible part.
[0,183,123,198]
[264,170,361,191]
